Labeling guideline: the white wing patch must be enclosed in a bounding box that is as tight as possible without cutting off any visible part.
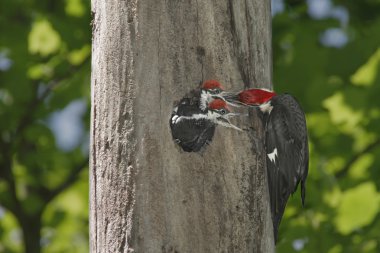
[191,113,209,120]
[172,113,208,124]
[267,148,278,163]
[171,115,179,124]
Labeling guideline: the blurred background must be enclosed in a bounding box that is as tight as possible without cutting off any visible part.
[0,0,90,252]
[0,0,379,252]
[273,0,380,252]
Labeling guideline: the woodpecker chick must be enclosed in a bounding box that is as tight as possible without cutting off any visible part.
[199,80,225,110]
[170,98,242,152]
[207,99,243,131]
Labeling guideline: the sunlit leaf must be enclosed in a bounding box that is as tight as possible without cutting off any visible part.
[323,186,342,208]
[284,205,297,218]
[362,240,377,252]
[328,244,343,253]
[27,64,54,79]
[0,211,22,252]
[311,212,327,229]
[348,154,374,179]
[323,92,364,133]
[68,44,90,65]
[28,19,61,56]
[350,48,380,86]
[65,0,85,17]
[334,182,380,235]
[351,129,377,152]
[325,156,345,174]
[42,170,88,252]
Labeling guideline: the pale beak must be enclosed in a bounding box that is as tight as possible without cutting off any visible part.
[224,112,247,118]
[212,91,258,108]
[211,95,242,108]
[216,117,243,132]
[211,91,236,100]
[219,91,238,97]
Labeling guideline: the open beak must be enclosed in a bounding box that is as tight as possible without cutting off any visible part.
[219,91,238,97]
[212,91,259,108]
[225,112,247,118]
[227,99,260,108]
[211,94,242,108]
[216,117,243,132]
[211,91,237,100]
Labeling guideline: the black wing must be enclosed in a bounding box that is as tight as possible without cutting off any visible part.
[265,94,309,241]
[170,98,215,152]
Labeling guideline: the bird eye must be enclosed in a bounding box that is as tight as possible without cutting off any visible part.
[212,88,221,94]
[220,109,226,115]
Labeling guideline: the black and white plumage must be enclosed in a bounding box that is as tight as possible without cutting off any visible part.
[169,80,242,152]
[170,98,216,152]
[262,94,309,241]
[170,96,242,152]
[222,88,309,241]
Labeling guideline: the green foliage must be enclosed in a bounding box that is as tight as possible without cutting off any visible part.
[351,48,380,86]
[65,0,86,17]
[28,19,62,57]
[1,0,380,252]
[334,182,380,235]
[0,0,90,251]
[42,170,88,253]
[274,1,380,252]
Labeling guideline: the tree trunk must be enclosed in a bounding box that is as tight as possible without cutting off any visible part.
[90,0,273,252]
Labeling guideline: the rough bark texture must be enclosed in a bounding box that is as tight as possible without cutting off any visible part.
[90,0,273,252]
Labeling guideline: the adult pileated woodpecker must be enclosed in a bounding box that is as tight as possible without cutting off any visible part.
[170,98,241,152]
[224,88,309,242]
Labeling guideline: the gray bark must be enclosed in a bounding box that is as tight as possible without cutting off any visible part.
[90,0,274,252]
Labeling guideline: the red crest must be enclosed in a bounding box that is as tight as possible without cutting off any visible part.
[208,99,230,111]
[238,89,276,105]
[202,80,224,91]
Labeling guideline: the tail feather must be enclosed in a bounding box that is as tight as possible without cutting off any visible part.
[301,180,306,207]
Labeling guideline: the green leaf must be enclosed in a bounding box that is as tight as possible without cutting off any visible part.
[323,92,364,134]
[65,0,86,17]
[325,156,345,174]
[68,44,90,65]
[328,244,343,253]
[28,19,61,56]
[0,211,22,252]
[362,240,377,252]
[350,48,380,86]
[348,154,374,179]
[27,64,54,79]
[334,182,380,235]
[323,186,342,208]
